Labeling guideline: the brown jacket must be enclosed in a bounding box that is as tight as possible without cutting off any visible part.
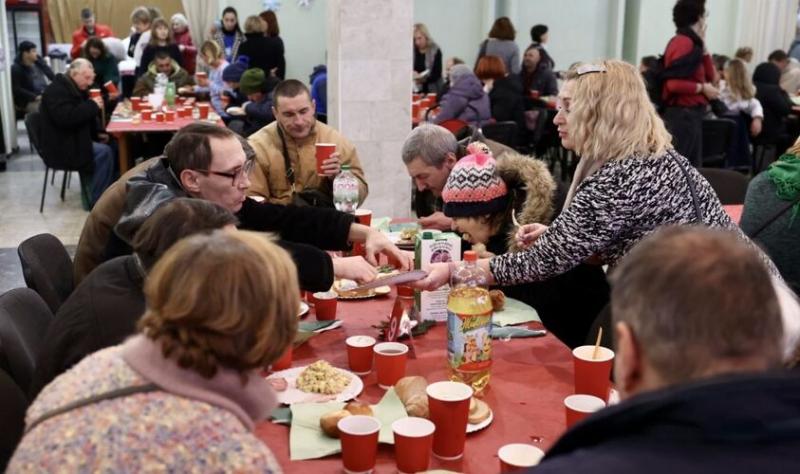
[247,121,368,205]
[73,158,160,284]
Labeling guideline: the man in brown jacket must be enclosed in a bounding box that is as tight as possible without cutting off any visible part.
[73,157,159,283]
[247,79,368,206]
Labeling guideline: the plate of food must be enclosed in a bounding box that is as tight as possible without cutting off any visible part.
[297,301,310,318]
[266,360,363,405]
[333,279,391,299]
[395,227,419,250]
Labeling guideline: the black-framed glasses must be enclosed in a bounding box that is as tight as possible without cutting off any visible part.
[194,157,256,186]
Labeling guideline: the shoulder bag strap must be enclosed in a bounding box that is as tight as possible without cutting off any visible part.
[25,383,159,434]
[276,125,296,192]
[749,194,800,239]
[671,151,704,222]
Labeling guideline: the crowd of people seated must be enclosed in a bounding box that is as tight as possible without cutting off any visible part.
[4,0,800,471]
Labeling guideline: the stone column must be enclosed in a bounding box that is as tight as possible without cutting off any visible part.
[327,0,413,218]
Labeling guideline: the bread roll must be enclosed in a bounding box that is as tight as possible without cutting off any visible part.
[320,409,351,438]
[395,376,429,418]
[468,398,491,424]
[489,289,505,311]
[344,401,374,417]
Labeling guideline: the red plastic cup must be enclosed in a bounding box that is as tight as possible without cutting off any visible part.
[346,335,376,375]
[312,291,338,320]
[564,394,605,428]
[315,143,336,175]
[103,81,118,94]
[155,112,165,123]
[165,110,176,122]
[412,101,421,119]
[412,93,422,102]
[572,345,615,401]
[529,89,541,99]
[89,88,101,99]
[392,417,435,474]
[498,443,545,471]
[198,103,210,119]
[338,415,381,474]
[141,109,152,121]
[354,208,372,226]
[270,345,293,372]
[130,96,142,110]
[426,381,472,460]
[305,290,316,306]
[374,342,408,389]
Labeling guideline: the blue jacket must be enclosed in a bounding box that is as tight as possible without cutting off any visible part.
[531,372,800,474]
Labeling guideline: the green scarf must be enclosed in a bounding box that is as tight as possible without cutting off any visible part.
[767,153,800,226]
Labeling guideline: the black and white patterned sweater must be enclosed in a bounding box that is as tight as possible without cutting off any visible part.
[489,151,768,285]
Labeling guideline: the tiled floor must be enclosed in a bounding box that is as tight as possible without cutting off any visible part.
[0,121,88,293]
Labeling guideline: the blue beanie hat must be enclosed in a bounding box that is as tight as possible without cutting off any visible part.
[222,56,250,83]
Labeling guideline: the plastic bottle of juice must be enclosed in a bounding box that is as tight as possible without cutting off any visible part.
[446,250,493,394]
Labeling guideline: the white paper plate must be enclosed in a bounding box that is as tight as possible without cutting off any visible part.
[467,409,493,433]
[297,301,310,318]
[266,365,364,405]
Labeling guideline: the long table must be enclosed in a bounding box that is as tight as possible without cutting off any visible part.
[255,290,575,473]
[106,103,225,174]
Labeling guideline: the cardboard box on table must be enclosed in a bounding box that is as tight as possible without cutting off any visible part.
[415,231,461,322]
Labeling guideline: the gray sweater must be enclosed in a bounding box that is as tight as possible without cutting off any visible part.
[479,39,521,75]
[740,172,800,294]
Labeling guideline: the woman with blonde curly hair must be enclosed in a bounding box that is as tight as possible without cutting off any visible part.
[414,60,777,343]
[9,230,297,472]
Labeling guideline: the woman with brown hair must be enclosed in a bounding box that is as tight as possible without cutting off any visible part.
[10,230,296,472]
[82,37,120,98]
[475,16,521,75]
[474,55,524,125]
[137,17,183,76]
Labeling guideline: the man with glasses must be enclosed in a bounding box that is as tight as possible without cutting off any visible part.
[85,123,411,291]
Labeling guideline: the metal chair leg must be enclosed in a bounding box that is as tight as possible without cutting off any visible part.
[67,171,71,189]
[60,170,68,201]
[40,168,48,213]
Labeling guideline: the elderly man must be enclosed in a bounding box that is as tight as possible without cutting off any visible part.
[39,58,115,205]
[78,123,410,292]
[133,51,194,97]
[11,41,54,114]
[532,226,799,474]
[247,79,367,207]
[402,123,513,230]
[70,7,114,59]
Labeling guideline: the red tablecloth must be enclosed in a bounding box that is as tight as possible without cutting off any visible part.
[255,292,574,473]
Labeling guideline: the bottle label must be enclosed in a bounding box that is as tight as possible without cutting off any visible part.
[447,310,492,372]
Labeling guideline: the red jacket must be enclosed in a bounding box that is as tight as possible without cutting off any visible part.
[70,24,114,59]
[173,29,197,75]
[662,34,715,107]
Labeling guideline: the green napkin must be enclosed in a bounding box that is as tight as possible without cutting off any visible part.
[298,320,341,333]
[289,387,408,461]
[492,297,542,327]
[270,406,292,424]
[491,326,547,339]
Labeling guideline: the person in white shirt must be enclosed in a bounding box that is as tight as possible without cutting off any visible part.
[720,58,763,137]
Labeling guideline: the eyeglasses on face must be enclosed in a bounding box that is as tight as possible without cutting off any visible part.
[194,157,256,186]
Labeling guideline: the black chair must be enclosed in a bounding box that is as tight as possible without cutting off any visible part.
[701,118,736,167]
[0,288,54,396]
[18,233,74,314]
[24,111,76,213]
[698,167,750,205]
[481,121,518,148]
[0,367,28,471]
